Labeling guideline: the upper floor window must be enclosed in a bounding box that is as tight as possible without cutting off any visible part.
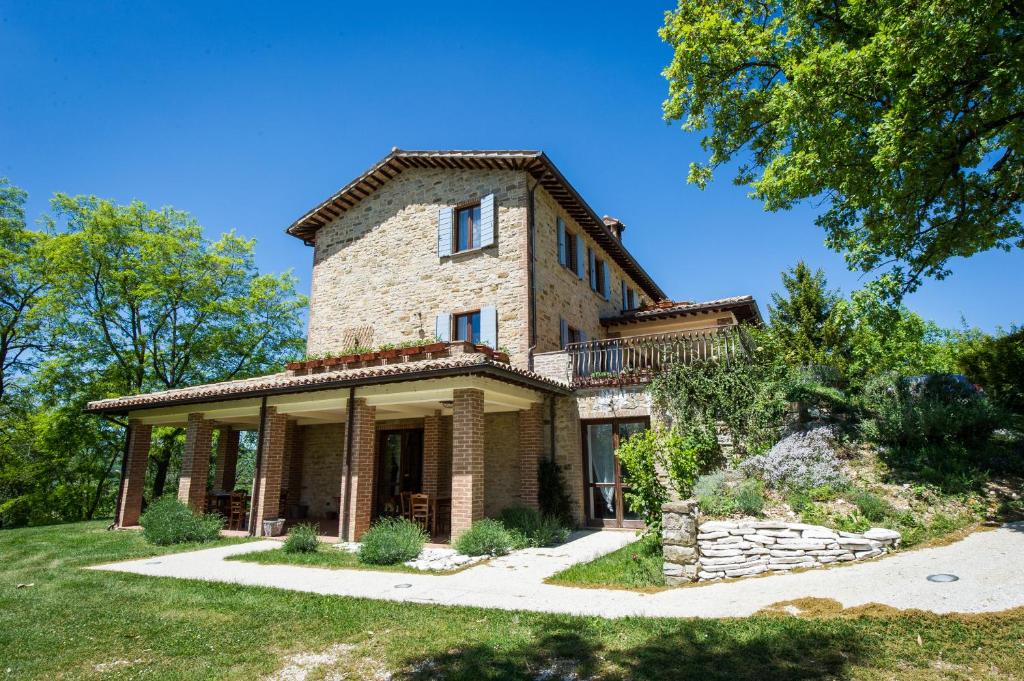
[455,203,481,252]
[454,310,481,344]
[557,217,585,280]
[590,251,608,298]
[559,317,585,348]
[566,232,579,272]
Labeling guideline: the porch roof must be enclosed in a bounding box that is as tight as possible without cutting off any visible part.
[85,354,570,416]
[600,295,763,327]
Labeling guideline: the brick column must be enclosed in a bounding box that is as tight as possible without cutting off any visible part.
[178,413,213,512]
[422,410,441,497]
[116,420,152,527]
[451,388,485,539]
[284,421,303,514]
[343,398,376,541]
[212,427,239,492]
[518,403,542,509]
[254,407,287,534]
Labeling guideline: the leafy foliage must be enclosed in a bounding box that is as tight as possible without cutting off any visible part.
[282,523,321,554]
[537,459,574,526]
[138,496,223,545]
[955,327,1024,414]
[452,518,514,557]
[769,261,850,370]
[617,428,711,527]
[692,470,766,518]
[497,506,570,548]
[357,517,426,565]
[661,0,1024,297]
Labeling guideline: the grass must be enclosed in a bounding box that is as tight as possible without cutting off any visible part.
[3,521,1024,679]
[226,545,463,574]
[547,533,666,591]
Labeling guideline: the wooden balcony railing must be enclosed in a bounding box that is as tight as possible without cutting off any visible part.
[565,326,747,385]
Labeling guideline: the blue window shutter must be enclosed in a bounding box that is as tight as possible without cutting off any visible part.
[588,249,596,289]
[575,237,585,279]
[579,329,587,343]
[602,261,611,300]
[479,194,495,247]
[480,305,497,348]
[438,207,453,257]
[557,218,566,265]
[559,318,568,348]
[621,281,628,310]
[435,312,451,342]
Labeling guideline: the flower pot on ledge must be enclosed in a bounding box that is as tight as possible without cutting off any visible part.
[359,351,377,361]
[378,349,399,360]
[423,342,446,354]
[285,361,303,372]
[400,346,422,357]
[493,352,509,364]
[339,354,359,364]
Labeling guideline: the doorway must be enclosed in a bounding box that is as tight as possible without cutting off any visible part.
[582,418,648,528]
[375,428,424,518]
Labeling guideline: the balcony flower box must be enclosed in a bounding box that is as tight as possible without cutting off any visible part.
[423,342,446,354]
[378,348,399,360]
[493,352,509,364]
[475,344,495,358]
[285,361,304,371]
[339,354,359,364]
[323,356,345,368]
[359,351,377,361]
[400,346,423,357]
[306,359,323,369]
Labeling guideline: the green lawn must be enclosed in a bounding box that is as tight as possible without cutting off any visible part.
[547,533,666,590]
[226,544,464,574]
[2,521,1024,679]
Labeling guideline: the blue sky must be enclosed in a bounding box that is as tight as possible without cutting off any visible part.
[2,1,1018,332]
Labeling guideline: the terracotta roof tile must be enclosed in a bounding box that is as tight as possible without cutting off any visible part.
[602,295,763,325]
[86,355,569,414]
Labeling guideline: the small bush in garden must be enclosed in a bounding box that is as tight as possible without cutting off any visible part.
[453,519,513,556]
[357,517,426,565]
[693,471,735,516]
[139,496,223,546]
[740,424,846,491]
[498,506,570,548]
[282,523,320,554]
[846,488,895,523]
[538,459,574,526]
[732,478,766,516]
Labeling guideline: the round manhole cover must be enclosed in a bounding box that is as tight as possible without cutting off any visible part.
[926,573,959,583]
[394,583,412,589]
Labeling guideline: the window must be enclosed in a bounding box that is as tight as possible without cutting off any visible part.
[454,203,481,253]
[591,255,607,294]
[567,326,583,345]
[565,232,579,272]
[623,286,636,311]
[453,310,481,344]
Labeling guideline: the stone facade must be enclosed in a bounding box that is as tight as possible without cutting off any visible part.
[307,168,531,365]
[661,502,902,583]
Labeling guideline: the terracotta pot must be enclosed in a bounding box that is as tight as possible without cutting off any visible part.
[285,361,303,371]
[475,344,495,357]
[323,357,344,368]
[359,351,376,361]
[378,349,399,359]
[400,346,422,356]
[423,342,446,354]
[494,352,509,363]
[307,359,323,368]
[340,354,358,363]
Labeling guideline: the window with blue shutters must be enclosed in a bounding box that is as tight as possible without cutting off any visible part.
[439,193,495,257]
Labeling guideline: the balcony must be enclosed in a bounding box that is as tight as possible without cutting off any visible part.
[565,326,747,386]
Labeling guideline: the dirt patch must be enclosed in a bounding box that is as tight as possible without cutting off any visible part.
[264,643,390,681]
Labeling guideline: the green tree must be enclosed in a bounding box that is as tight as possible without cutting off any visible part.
[768,261,850,370]
[0,179,49,403]
[0,195,307,526]
[955,326,1024,413]
[661,0,1024,297]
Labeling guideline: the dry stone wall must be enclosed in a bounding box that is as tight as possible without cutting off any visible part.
[661,502,901,584]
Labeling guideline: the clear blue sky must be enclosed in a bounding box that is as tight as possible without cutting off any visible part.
[2,2,1019,332]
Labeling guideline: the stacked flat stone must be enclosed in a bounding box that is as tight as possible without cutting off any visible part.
[695,520,901,581]
[660,500,700,586]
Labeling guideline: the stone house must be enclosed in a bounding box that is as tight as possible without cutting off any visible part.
[88,149,761,540]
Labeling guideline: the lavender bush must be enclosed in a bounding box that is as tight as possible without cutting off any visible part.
[740,425,846,491]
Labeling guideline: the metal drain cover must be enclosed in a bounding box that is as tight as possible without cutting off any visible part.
[394,583,412,589]
[926,573,959,583]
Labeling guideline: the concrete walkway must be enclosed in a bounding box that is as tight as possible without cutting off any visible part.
[90,523,1024,619]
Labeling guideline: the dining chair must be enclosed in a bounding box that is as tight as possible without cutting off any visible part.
[399,491,412,520]
[227,491,246,531]
[410,493,432,534]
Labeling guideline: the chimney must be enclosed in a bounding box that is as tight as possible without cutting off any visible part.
[603,215,626,240]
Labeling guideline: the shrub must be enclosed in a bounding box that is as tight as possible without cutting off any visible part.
[538,459,574,525]
[740,425,846,491]
[732,478,766,516]
[497,506,570,548]
[846,488,896,523]
[693,471,734,516]
[282,523,320,554]
[139,496,223,546]
[453,519,513,557]
[617,427,714,527]
[357,517,426,565]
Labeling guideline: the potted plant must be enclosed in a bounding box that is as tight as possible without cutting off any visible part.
[262,518,286,537]
[377,343,399,359]
[285,360,304,371]
[475,344,495,358]
[423,340,446,354]
[359,349,377,361]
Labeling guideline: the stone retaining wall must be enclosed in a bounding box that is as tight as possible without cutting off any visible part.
[661,502,901,584]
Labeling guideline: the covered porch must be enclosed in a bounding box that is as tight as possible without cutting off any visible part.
[93,360,567,543]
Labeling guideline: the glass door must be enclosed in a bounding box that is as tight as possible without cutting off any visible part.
[583,418,648,528]
[374,429,424,517]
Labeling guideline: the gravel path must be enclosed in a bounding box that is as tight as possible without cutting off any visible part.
[89,523,1024,619]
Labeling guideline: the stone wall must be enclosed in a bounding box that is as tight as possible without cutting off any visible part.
[307,168,531,365]
[661,503,901,583]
